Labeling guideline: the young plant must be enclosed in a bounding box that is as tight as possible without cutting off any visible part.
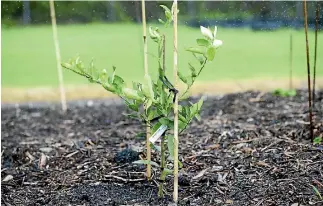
[61,4,223,199]
[272,88,296,97]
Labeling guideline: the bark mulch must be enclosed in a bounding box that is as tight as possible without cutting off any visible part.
[1,90,323,206]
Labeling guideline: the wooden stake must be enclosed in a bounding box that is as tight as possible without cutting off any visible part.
[141,0,151,180]
[303,0,314,142]
[313,2,320,106]
[289,33,293,90]
[172,0,179,203]
[49,0,67,112]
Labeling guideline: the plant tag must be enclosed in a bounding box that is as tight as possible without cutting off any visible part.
[149,125,167,143]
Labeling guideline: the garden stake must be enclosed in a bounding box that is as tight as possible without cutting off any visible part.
[289,33,293,90]
[303,0,314,142]
[172,0,179,203]
[158,35,167,197]
[141,0,151,180]
[313,2,320,106]
[49,0,67,112]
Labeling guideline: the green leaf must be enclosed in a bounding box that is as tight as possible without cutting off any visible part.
[113,75,124,86]
[178,120,186,131]
[122,88,143,102]
[108,66,116,84]
[160,5,172,22]
[158,117,169,126]
[147,108,157,120]
[124,113,138,119]
[193,53,205,65]
[133,160,159,167]
[99,69,108,82]
[135,132,145,139]
[195,113,201,121]
[186,47,205,54]
[311,184,323,200]
[313,136,322,145]
[150,142,161,152]
[158,19,165,24]
[151,122,162,134]
[196,38,210,47]
[160,5,171,14]
[178,113,187,123]
[144,74,155,99]
[145,99,153,112]
[178,161,183,169]
[161,167,173,180]
[188,63,197,77]
[177,71,188,84]
[167,135,174,160]
[206,47,216,61]
[286,89,296,97]
[129,104,139,112]
[102,83,116,93]
[197,97,204,110]
[61,62,72,69]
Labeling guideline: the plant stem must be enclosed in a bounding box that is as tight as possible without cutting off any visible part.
[180,58,207,99]
[157,34,167,198]
[172,0,179,203]
[141,0,151,180]
[289,33,293,90]
[49,0,67,113]
[303,0,314,142]
[313,2,319,106]
[158,133,166,197]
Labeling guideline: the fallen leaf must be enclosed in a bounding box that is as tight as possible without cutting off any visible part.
[2,175,13,182]
[225,199,233,204]
[192,168,208,180]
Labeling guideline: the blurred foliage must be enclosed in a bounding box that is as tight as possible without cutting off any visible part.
[2,1,321,26]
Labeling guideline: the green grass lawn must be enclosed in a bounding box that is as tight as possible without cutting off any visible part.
[2,23,322,88]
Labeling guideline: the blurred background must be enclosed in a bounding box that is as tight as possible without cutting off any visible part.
[1,1,323,103]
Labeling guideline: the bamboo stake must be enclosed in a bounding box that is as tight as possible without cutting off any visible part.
[49,0,67,112]
[303,0,314,142]
[313,2,319,106]
[158,35,166,197]
[141,0,151,180]
[289,33,293,90]
[172,0,179,203]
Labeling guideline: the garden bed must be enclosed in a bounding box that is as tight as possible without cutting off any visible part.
[1,90,323,206]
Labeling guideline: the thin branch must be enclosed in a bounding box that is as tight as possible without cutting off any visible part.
[180,57,207,99]
[49,0,67,112]
[313,2,320,106]
[289,33,293,90]
[303,0,314,142]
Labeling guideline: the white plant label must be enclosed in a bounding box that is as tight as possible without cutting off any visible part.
[149,124,167,143]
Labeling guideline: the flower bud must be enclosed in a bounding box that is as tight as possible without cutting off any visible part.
[200,26,213,40]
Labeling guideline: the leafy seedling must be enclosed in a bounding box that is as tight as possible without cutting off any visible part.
[62,4,223,198]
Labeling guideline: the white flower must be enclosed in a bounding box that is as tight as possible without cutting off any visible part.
[200,26,213,39]
[213,39,223,48]
[213,26,218,39]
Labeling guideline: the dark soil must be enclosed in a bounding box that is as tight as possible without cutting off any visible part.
[1,90,323,206]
